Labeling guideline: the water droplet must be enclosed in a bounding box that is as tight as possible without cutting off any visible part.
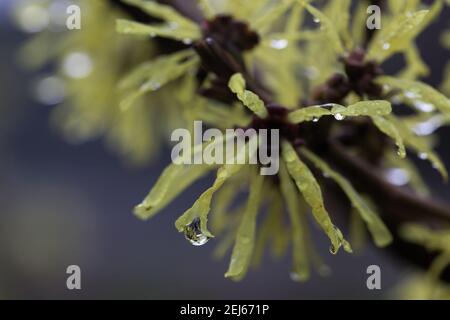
[149,81,161,90]
[168,22,179,29]
[329,244,338,255]
[313,17,321,23]
[305,66,319,79]
[184,218,210,246]
[16,4,50,33]
[290,271,308,282]
[322,171,331,178]
[34,75,66,105]
[405,91,419,99]
[312,116,319,123]
[414,101,434,113]
[182,38,193,45]
[270,39,288,50]
[135,203,149,212]
[62,52,93,79]
[391,95,402,104]
[334,113,345,121]
[385,168,410,186]
[413,116,442,136]
[382,43,391,50]
[418,152,429,160]
[141,81,161,92]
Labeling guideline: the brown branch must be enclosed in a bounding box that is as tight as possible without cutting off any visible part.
[327,142,450,223]
[325,141,450,282]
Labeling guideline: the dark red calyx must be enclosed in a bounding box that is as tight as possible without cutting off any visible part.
[201,14,260,52]
[342,48,383,98]
[249,104,303,146]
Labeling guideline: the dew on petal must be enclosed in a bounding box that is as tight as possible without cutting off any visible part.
[270,39,289,50]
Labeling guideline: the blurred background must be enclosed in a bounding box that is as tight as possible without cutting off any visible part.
[0,0,449,299]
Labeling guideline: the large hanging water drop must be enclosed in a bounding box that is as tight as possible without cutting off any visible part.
[184,218,210,246]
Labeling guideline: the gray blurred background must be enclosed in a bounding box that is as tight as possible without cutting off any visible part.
[0,0,449,299]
